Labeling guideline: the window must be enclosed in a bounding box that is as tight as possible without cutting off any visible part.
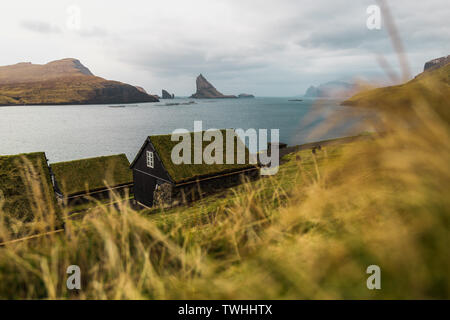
[146,151,154,168]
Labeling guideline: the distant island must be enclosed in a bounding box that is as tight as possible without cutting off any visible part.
[303,80,364,99]
[238,93,255,98]
[0,58,159,106]
[190,74,237,99]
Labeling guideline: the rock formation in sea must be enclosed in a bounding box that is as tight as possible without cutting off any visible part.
[190,74,237,99]
[0,58,159,106]
[238,93,255,98]
[423,55,450,72]
[162,89,175,99]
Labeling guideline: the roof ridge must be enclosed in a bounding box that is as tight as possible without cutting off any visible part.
[52,153,127,164]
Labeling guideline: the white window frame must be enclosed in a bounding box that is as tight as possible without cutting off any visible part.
[146,150,154,168]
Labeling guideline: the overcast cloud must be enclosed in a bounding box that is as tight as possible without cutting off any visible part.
[0,0,448,96]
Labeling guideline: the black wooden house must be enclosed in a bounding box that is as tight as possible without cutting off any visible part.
[130,130,260,207]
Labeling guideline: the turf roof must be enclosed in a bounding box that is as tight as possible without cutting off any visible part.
[52,154,133,196]
[148,129,258,184]
[0,152,57,221]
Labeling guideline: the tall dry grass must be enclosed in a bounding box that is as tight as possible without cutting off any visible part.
[0,82,449,298]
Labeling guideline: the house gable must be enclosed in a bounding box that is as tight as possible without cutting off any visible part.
[131,139,173,184]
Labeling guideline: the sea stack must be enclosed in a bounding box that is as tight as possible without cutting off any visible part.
[190,74,237,99]
[162,89,175,99]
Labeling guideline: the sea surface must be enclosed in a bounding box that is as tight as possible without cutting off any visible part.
[0,97,374,163]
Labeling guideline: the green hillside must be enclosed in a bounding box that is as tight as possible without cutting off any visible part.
[342,63,450,120]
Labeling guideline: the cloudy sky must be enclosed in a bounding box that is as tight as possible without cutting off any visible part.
[0,0,448,96]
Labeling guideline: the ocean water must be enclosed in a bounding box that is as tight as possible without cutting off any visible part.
[0,97,373,163]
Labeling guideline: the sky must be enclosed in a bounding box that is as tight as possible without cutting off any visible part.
[0,0,448,96]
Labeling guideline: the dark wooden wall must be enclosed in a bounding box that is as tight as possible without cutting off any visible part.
[173,169,260,204]
[133,170,156,207]
[132,140,173,207]
[64,185,133,207]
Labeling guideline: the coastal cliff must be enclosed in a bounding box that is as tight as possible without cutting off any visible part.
[424,55,450,72]
[190,74,237,99]
[0,58,159,106]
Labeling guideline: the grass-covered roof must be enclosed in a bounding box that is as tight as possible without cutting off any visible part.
[149,129,258,184]
[52,154,133,196]
[0,152,57,221]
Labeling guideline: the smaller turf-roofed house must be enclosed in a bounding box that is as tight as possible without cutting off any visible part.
[0,152,60,239]
[51,154,133,205]
[130,130,260,208]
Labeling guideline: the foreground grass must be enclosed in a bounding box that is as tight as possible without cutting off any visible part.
[0,117,448,299]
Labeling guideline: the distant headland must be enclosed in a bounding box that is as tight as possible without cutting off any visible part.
[0,58,159,106]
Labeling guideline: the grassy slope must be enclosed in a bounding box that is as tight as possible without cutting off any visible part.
[342,63,450,119]
[51,154,132,196]
[0,76,106,105]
